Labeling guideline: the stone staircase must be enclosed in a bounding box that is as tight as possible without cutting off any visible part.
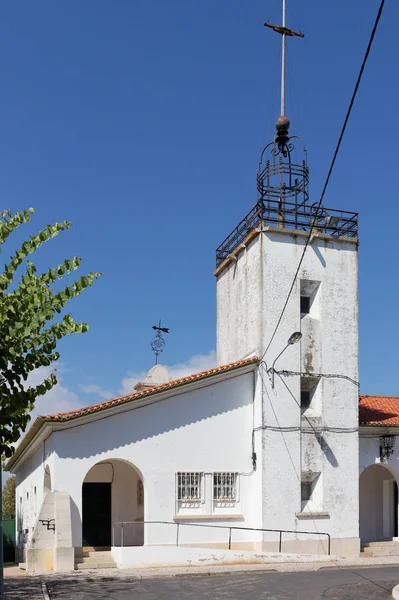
[75,547,117,570]
[361,541,399,557]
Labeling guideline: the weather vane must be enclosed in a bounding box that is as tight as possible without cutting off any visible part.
[151,320,169,365]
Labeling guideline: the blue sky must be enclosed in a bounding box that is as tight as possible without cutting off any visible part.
[0,0,397,421]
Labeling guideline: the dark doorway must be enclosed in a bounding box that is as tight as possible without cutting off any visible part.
[82,482,111,547]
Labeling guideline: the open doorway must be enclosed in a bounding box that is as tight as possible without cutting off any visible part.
[82,459,144,548]
[359,464,399,542]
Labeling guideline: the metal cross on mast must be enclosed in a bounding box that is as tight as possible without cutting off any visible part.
[264,0,304,117]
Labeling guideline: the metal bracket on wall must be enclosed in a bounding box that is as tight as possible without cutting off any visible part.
[39,519,55,532]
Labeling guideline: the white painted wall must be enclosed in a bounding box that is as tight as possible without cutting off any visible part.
[216,228,359,549]
[12,370,262,553]
[111,545,332,570]
[14,435,56,558]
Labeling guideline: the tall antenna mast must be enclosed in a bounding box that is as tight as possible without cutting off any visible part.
[281,0,286,116]
[264,0,304,118]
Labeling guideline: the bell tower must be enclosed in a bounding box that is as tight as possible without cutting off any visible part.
[215,2,360,556]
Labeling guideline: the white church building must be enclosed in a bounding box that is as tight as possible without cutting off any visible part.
[6,13,399,574]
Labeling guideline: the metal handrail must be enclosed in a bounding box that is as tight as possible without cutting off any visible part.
[112,520,331,555]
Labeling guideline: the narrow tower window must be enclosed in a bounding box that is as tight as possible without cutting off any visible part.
[301,482,312,503]
[301,389,311,410]
[300,280,320,318]
[300,295,310,315]
[300,376,320,413]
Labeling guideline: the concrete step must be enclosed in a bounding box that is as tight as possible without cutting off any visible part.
[75,561,116,571]
[81,551,114,560]
[75,550,116,570]
[362,541,399,548]
[82,546,111,552]
[76,555,116,565]
[361,548,399,557]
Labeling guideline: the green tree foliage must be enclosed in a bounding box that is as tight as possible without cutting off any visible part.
[2,476,16,519]
[0,208,101,457]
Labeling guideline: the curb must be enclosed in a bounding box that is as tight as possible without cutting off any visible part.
[40,561,399,584]
[41,581,50,600]
[392,584,399,600]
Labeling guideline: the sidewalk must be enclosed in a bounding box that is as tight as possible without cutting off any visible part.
[4,554,399,598]
[4,566,43,600]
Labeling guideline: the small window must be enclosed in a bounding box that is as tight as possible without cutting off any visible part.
[301,390,311,410]
[177,472,202,501]
[301,482,312,502]
[213,473,238,502]
[300,295,310,315]
[300,376,320,412]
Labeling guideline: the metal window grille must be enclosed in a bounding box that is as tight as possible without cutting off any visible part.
[177,472,202,501]
[213,472,238,501]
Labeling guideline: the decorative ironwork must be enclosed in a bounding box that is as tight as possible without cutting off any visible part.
[213,472,238,502]
[257,122,309,206]
[216,198,358,267]
[380,435,396,463]
[177,472,202,502]
[215,6,358,269]
[151,320,169,365]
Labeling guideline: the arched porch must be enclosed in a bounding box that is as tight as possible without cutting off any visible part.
[359,464,399,542]
[82,459,144,548]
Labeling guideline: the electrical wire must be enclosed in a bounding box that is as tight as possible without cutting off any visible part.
[262,0,386,361]
[275,369,359,388]
[255,425,358,433]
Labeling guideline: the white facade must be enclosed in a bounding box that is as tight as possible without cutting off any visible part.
[7,219,366,572]
[11,364,270,569]
[216,226,359,556]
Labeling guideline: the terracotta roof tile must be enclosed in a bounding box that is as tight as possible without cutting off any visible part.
[5,355,259,470]
[45,355,259,422]
[359,395,399,427]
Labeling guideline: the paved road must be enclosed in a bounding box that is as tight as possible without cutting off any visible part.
[45,566,399,599]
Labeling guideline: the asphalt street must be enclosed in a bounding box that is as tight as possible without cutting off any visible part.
[44,566,399,599]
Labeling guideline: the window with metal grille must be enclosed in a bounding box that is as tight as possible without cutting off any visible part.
[177,472,202,501]
[213,472,238,501]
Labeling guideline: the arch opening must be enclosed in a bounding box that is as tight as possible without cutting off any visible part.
[359,464,398,542]
[82,459,144,548]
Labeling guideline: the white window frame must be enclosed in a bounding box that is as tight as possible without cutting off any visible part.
[212,472,239,503]
[176,472,204,504]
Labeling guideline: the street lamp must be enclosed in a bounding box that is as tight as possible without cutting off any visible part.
[269,331,302,387]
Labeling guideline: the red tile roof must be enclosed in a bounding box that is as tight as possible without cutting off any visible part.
[46,355,259,422]
[359,395,399,427]
[5,355,259,470]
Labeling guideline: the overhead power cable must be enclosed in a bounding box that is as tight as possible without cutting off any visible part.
[262,0,386,361]
[275,369,360,388]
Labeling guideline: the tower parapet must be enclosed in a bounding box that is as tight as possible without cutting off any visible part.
[216,115,358,269]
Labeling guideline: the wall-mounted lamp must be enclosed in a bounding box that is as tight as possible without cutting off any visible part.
[269,331,302,388]
[380,435,395,464]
